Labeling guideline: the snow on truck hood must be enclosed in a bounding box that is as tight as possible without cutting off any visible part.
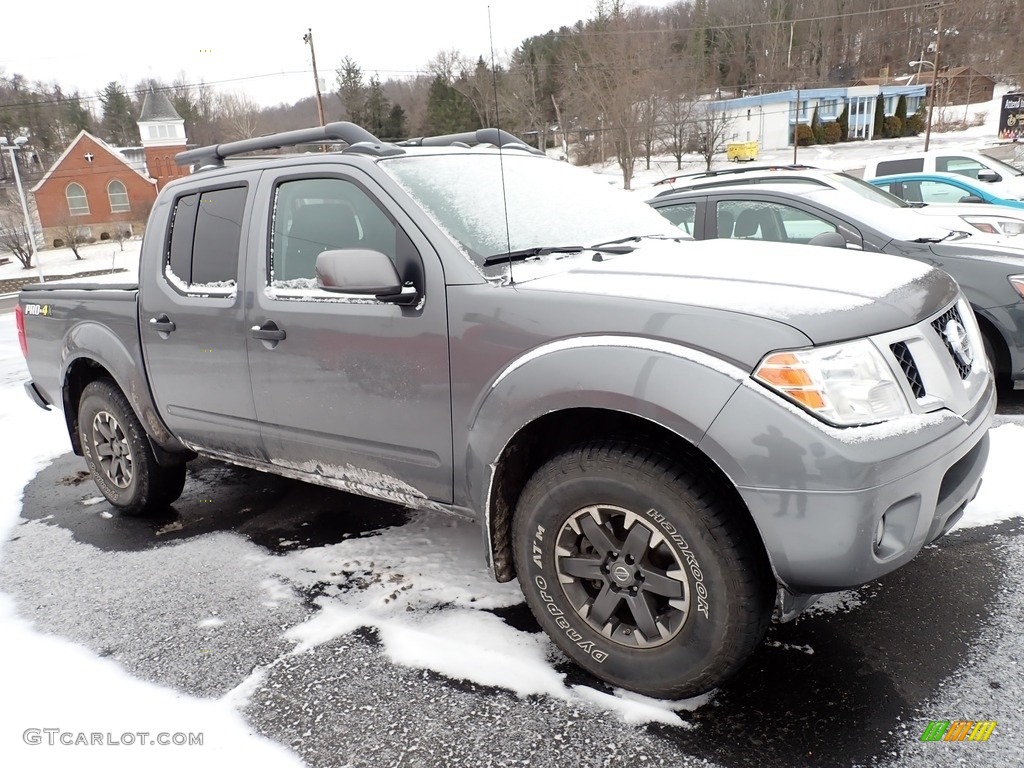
[515,238,958,344]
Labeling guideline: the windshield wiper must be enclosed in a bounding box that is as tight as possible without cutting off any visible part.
[482,245,584,267]
[914,230,969,243]
[589,233,676,249]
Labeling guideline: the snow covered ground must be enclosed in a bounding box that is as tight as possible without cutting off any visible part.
[1,85,1023,766]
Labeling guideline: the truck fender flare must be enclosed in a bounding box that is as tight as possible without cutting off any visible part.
[463,335,748,573]
[60,320,179,451]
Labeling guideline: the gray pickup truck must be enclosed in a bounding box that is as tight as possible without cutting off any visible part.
[17,123,995,699]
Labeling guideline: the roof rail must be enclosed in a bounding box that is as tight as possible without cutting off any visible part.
[174,122,401,170]
[398,128,544,155]
[653,164,819,186]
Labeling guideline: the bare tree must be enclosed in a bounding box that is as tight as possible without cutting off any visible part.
[217,91,261,140]
[52,211,87,259]
[660,96,698,170]
[0,205,35,269]
[559,2,666,189]
[693,105,734,171]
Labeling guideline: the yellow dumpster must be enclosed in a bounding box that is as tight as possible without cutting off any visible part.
[727,141,759,162]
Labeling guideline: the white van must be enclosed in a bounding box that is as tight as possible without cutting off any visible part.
[861,149,1024,195]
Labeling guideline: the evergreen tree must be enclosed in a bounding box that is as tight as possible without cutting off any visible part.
[385,104,406,141]
[872,94,884,139]
[335,57,366,125]
[424,75,480,135]
[811,105,823,144]
[837,104,849,141]
[363,75,392,139]
[99,81,139,146]
[896,95,908,136]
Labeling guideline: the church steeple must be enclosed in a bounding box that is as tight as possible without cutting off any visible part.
[137,89,188,190]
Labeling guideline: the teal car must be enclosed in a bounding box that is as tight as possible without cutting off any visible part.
[869,171,1024,210]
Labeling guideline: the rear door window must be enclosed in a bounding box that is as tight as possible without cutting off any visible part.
[165,186,247,295]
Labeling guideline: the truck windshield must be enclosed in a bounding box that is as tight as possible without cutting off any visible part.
[380,152,679,273]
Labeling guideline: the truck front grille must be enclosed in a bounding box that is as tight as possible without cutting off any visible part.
[890,341,926,399]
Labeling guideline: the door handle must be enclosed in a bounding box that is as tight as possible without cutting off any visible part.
[251,321,286,342]
[149,315,176,335]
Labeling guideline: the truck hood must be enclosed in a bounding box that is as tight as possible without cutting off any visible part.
[514,239,960,344]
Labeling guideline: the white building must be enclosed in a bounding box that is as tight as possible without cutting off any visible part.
[709,84,928,151]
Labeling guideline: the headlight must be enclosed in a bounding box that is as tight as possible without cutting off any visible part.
[753,340,910,426]
[1010,275,1024,299]
[961,216,1024,236]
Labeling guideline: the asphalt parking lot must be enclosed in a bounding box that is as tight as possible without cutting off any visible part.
[1,391,1022,767]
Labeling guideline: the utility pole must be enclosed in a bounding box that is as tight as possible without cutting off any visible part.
[923,3,944,152]
[303,28,326,127]
[793,88,800,164]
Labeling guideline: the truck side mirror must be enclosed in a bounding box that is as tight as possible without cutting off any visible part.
[315,249,419,305]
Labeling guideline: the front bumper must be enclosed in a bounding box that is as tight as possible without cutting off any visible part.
[700,292,997,595]
[706,374,994,595]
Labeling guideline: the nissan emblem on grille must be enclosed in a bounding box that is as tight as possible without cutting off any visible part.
[942,319,974,368]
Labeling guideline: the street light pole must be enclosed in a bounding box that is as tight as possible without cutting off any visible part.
[910,59,937,152]
[1,136,43,283]
[302,28,327,127]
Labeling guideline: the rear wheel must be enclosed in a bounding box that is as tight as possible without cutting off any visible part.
[512,441,773,699]
[78,379,187,516]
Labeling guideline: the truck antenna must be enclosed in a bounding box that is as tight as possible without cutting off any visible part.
[489,6,514,285]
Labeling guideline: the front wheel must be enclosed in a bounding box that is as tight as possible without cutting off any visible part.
[78,379,187,516]
[512,442,773,699]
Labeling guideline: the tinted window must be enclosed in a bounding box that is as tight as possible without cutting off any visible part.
[271,177,399,284]
[193,187,246,284]
[165,187,245,290]
[167,193,199,283]
[875,158,924,175]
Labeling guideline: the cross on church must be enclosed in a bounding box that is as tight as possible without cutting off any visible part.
[84,152,94,163]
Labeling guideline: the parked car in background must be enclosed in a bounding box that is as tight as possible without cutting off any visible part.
[868,172,1024,211]
[860,149,1024,198]
[650,165,1024,238]
[647,183,1024,389]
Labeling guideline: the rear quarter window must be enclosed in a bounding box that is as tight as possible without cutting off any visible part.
[874,159,924,175]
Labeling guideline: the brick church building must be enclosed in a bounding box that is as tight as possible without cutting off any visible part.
[31,91,190,247]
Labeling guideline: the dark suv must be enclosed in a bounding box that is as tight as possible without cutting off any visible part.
[648,182,1024,390]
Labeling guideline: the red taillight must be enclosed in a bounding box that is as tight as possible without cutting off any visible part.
[15,304,28,358]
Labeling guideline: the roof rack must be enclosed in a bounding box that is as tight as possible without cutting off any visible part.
[652,164,819,186]
[398,128,544,155]
[174,122,403,170]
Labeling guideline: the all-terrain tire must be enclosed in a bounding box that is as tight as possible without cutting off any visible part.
[78,379,187,516]
[512,441,773,699]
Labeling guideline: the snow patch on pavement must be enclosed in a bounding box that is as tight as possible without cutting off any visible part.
[572,686,710,727]
[0,314,303,767]
[268,512,713,723]
[805,590,867,616]
[0,594,303,767]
